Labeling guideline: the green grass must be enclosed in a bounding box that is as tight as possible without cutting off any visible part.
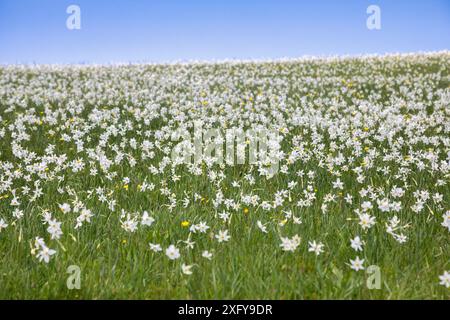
[0,52,449,299]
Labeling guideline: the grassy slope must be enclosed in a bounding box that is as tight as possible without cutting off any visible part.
[0,54,449,299]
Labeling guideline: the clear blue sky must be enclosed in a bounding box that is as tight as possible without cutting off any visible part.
[0,0,449,64]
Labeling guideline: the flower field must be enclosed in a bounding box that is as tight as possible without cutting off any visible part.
[0,52,449,299]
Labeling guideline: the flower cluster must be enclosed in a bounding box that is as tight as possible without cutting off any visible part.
[0,52,448,293]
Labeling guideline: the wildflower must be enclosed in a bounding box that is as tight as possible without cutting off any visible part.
[308,241,324,256]
[377,198,390,212]
[36,246,57,264]
[441,211,450,232]
[391,187,404,198]
[0,218,8,231]
[293,216,302,225]
[47,219,63,240]
[361,201,373,211]
[165,245,180,260]
[121,215,138,233]
[184,238,195,249]
[349,256,365,271]
[215,230,231,243]
[332,178,344,190]
[32,237,56,264]
[59,203,71,214]
[149,243,162,252]
[438,271,450,288]
[202,250,213,260]
[141,211,155,226]
[181,220,190,228]
[13,208,24,219]
[359,213,376,230]
[350,236,364,251]
[75,208,93,229]
[257,220,268,233]
[196,221,210,233]
[181,264,193,275]
[280,235,301,252]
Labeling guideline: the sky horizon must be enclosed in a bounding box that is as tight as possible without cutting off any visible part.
[0,0,449,64]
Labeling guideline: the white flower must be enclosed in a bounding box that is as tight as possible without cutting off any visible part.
[202,250,213,260]
[141,211,155,226]
[215,230,231,243]
[36,246,56,263]
[149,243,162,252]
[75,208,93,229]
[394,233,407,244]
[308,241,324,256]
[13,208,24,219]
[438,271,450,288]
[359,213,376,230]
[181,263,193,275]
[361,201,373,211]
[391,187,404,198]
[350,236,364,251]
[184,238,195,249]
[165,245,180,260]
[196,221,210,233]
[59,203,71,214]
[47,219,63,240]
[280,235,301,252]
[0,218,8,231]
[349,256,365,271]
[332,178,344,190]
[293,216,302,225]
[344,194,353,204]
[256,220,268,233]
[377,198,390,212]
[121,215,138,233]
[441,211,450,232]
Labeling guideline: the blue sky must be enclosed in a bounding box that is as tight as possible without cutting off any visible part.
[0,0,449,64]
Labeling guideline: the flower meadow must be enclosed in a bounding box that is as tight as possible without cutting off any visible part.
[0,52,449,299]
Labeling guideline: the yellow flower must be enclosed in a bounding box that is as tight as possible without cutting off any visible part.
[243,208,249,214]
[123,184,129,191]
[181,221,190,227]
[363,127,369,132]
[364,146,370,152]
